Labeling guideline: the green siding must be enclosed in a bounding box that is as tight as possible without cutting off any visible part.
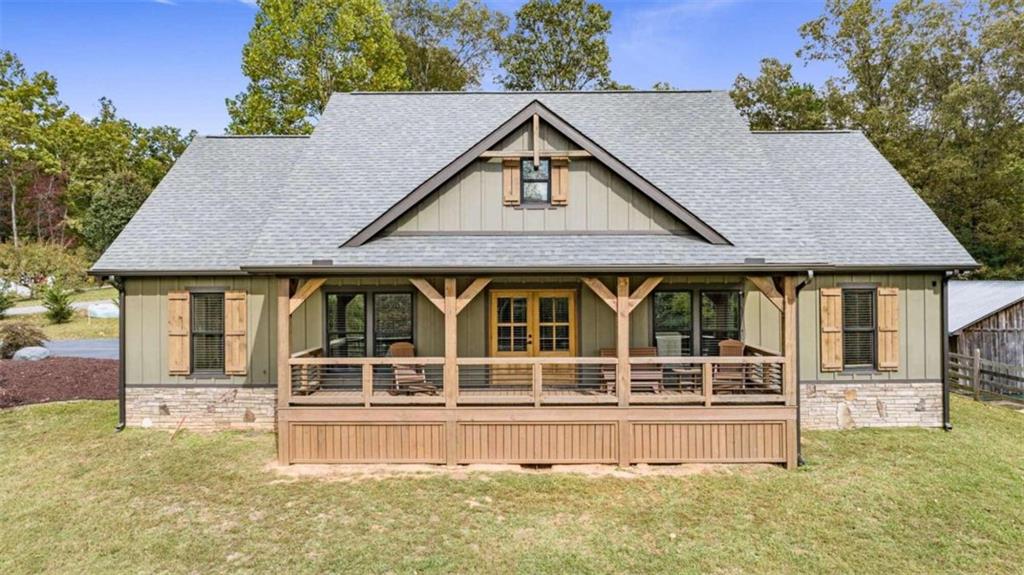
[797,273,943,382]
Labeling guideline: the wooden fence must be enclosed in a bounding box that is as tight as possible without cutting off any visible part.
[948,349,1024,402]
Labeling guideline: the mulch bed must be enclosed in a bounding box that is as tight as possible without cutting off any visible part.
[0,358,118,409]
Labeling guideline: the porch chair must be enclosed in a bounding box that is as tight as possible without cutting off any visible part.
[714,339,749,393]
[387,342,438,395]
[599,347,664,394]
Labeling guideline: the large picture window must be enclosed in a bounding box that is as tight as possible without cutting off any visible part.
[842,288,876,369]
[652,288,741,356]
[325,291,414,358]
[191,292,225,372]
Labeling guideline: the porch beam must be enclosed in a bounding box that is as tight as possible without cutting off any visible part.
[582,277,617,311]
[627,276,663,313]
[409,278,445,313]
[456,278,491,315]
[288,278,326,315]
[748,276,784,312]
[276,277,291,465]
[443,278,458,410]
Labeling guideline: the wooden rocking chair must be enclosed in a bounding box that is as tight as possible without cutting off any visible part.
[387,342,438,395]
[599,347,664,394]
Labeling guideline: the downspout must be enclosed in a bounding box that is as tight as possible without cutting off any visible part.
[942,272,952,431]
[794,270,813,466]
[113,276,126,432]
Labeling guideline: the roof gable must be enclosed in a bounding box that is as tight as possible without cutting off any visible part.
[344,100,728,246]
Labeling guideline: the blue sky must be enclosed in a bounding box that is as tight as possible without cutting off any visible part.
[0,0,837,135]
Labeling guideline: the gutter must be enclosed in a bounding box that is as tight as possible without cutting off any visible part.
[942,273,952,431]
[794,271,814,466]
[113,276,126,432]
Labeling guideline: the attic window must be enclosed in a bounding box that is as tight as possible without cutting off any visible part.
[521,158,550,204]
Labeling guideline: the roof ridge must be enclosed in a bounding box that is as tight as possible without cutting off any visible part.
[752,129,858,134]
[341,90,724,95]
[203,134,311,139]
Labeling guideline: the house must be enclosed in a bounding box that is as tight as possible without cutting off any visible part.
[92,92,976,468]
[949,280,1024,366]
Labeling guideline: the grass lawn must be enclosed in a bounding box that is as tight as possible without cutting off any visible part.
[12,286,118,308]
[0,311,117,341]
[1,396,1021,574]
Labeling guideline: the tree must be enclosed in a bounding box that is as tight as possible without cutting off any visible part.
[498,0,613,91]
[730,58,830,130]
[80,171,151,255]
[0,51,63,247]
[227,0,408,135]
[731,0,1024,278]
[651,81,677,91]
[387,0,507,91]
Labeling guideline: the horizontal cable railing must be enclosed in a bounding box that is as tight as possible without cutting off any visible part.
[287,355,787,407]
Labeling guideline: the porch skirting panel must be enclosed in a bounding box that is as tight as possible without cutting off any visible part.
[277,406,797,466]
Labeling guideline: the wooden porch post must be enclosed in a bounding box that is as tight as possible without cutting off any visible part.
[276,277,291,465]
[443,278,458,409]
[616,277,631,408]
[782,275,798,469]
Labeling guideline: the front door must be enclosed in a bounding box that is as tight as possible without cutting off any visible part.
[489,289,577,358]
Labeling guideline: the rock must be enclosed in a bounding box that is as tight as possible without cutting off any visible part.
[0,281,32,298]
[87,302,120,319]
[12,346,50,361]
[836,402,855,429]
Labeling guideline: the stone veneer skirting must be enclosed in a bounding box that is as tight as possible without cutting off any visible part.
[126,387,276,431]
[799,381,943,430]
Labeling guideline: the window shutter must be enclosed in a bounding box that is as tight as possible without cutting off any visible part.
[502,158,520,206]
[224,291,248,375]
[551,156,569,205]
[876,287,899,371]
[820,287,843,372]
[168,290,190,375]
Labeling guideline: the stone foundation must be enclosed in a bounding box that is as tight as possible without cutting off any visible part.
[800,382,942,430]
[126,387,276,431]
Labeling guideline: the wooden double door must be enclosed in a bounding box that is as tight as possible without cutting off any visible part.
[488,289,577,358]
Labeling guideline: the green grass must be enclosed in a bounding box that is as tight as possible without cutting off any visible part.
[12,286,118,308]
[1,396,1021,574]
[0,311,118,341]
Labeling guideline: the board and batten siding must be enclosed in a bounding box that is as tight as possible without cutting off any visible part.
[798,273,943,382]
[389,119,691,235]
[124,276,278,386]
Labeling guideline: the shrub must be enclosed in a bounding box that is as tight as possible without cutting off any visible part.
[0,323,47,359]
[0,290,14,319]
[42,284,75,324]
[0,242,91,296]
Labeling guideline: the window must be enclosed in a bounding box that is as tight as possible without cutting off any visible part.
[191,292,225,372]
[842,288,875,369]
[373,293,413,356]
[520,158,550,204]
[537,295,571,352]
[651,289,741,356]
[325,291,414,357]
[653,292,693,356]
[700,291,741,356]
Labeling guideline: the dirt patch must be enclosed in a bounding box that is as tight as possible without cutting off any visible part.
[0,358,117,409]
[265,461,772,482]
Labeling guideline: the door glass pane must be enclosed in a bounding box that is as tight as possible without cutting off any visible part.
[511,298,527,322]
[326,293,365,357]
[497,325,512,352]
[539,297,569,323]
[539,325,554,352]
[700,291,741,356]
[512,325,528,352]
[555,325,570,351]
[373,293,413,357]
[653,291,692,356]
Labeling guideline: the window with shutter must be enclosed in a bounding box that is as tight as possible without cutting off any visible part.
[842,289,875,369]
[191,292,225,372]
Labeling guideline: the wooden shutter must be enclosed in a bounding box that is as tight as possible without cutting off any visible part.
[820,287,843,372]
[168,290,190,375]
[551,156,569,205]
[224,290,248,375]
[876,287,899,371]
[502,158,520,206]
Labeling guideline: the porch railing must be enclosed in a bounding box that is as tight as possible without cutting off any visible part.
[288,354,788,407]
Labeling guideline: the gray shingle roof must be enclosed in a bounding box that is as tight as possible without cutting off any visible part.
[93,91,976,274]
[949,280,1024,334]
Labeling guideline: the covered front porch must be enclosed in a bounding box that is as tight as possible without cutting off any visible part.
[275,274,799,467]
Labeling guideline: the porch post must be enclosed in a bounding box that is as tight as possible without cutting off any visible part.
[443,278,458,409]
[616,277,630,408]
[276,277,291,465]
[782,275,798,470]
